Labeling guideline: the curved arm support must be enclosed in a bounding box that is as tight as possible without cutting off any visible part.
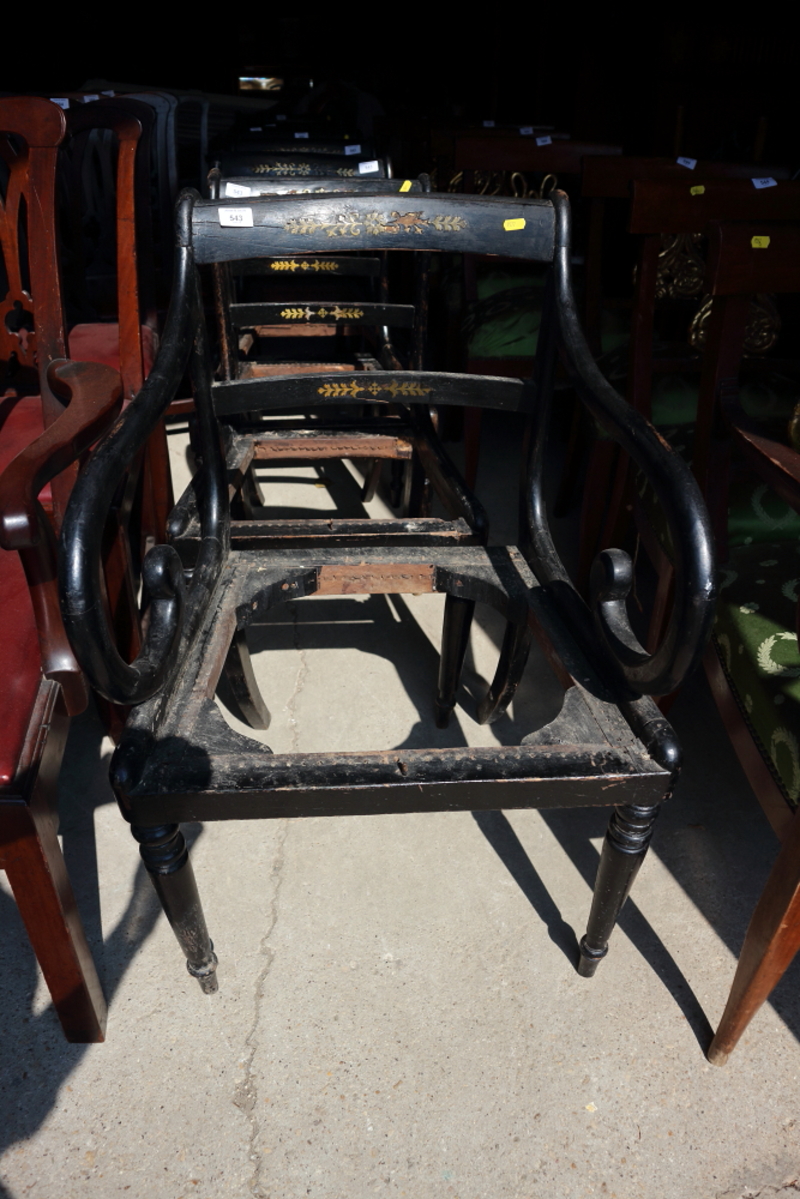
[0,360,124,714]
[59,195,208,706]
[527,192,716,696]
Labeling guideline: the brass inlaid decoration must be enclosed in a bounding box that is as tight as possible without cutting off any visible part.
[253,162,312,176]
[655,232,705,299]
[688,292,781,354]
[317,379,432,399]
[283,210,467,238]
[270,260,339,272]
[280,306,364,321]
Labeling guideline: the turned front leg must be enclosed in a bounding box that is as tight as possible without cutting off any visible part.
[132,823,218,993]
[578,802,660,977]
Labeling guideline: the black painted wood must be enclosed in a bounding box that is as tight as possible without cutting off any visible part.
[59,189,717,1001]
[192,194,556,263]
[216,175,426,198]
[229,301,416,328]
[215,153,387,179]
[232,256,382,278]
[212,371,532,417]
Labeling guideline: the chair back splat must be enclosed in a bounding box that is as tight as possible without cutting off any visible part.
[59,188,716,999]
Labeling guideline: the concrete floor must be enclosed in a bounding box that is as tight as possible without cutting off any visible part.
[2,413,800,1199]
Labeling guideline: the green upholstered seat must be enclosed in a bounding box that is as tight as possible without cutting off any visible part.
[713,541,800,807]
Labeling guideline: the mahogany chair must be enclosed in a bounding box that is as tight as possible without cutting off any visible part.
[62,98,173,553]
[60,188,715,1006]
[579,176,800,591]
[652,219,800,1064]
[0,358,121,1043]
[580,156,791,358]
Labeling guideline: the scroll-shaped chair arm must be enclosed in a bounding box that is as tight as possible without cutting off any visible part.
[0,359,122,714]
[59,226,199,707]
[547,191,716,696]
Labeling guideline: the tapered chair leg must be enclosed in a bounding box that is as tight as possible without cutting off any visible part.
[476,616,533,726]
[708,810,800,1066]
[360,459,382,502]
[132,823,218,993]
[223,626,271,730]
[436,594,476,728]
[1,801,107,1042]
[578,802,660,977]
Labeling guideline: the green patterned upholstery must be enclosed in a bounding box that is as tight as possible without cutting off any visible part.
[713,542,800,807]
[646,426,800,548]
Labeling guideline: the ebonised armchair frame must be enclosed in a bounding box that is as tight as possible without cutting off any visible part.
[60,188,715,1000]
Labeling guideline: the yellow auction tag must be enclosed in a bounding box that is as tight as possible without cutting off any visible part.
[690,185,705,195]
[504,218,526,231]
[400,180,412,193]
[751,235,771,248]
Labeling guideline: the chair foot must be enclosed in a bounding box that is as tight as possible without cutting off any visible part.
[577,937,608,977]
[705,809,800,1064]
[187,941,219,993]
[705,1040,730,1067]
[434,701,452,729]
[579,802,659,975]
[133,823,219,993]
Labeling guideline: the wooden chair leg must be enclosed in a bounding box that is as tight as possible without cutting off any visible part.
[1,787,107,1043]
[708,808,800,1065]
[360,459,382,502]
[578,802,660,977]
[476,615,533,726]
[223,626,271,730]
[436,595,475,728]
[132,823,218,993]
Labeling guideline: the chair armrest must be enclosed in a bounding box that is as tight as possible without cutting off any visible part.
[61,206,211,708]
[0,360,122,550]
[720,383,800,515]
[0,360,122,714]
[538,193,716,698]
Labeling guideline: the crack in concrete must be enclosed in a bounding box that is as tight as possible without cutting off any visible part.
[717,1181,800,1199]
[286,600,309,753]
[232,819,289,1199]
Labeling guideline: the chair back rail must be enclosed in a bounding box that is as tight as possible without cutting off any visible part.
[630,178,800,236]
[215,153,387,179]
[215,174,427,197]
